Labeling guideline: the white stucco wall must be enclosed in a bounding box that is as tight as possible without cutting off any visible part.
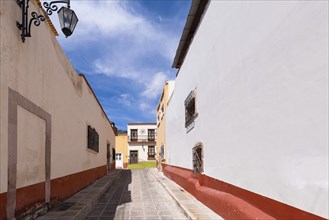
[0,0,115,193]
[128,145,150,162]
[127,124,157,138]
[166,1,328,218]
[167,81,175,103]
[127,124,157,162]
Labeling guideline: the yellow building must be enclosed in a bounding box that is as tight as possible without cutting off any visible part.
[155,81,175,170]
[115,132,129,169]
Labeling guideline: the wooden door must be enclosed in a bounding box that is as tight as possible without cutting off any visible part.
[130,151,138,164]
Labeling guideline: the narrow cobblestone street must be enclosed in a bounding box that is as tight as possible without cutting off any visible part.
[85,169,188,220]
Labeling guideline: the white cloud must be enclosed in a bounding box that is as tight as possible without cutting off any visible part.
[142,72,167,100]
[139,102,150,111]
[117,94,132,107]
[54,0,180,66]
[93,62,140,79]
[48,0,189,127]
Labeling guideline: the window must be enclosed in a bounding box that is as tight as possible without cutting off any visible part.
[192,144,203,173]
[87,125,99,152]
[148,146,155,159]
[160,145,165,161]
[185,90,198,128]
[148,129,155,141]
[115,153,121,160]
[131,129,138,141]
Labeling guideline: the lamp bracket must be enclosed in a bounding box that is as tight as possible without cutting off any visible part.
[16,0,74,42]
[43,0,70,15]
[16,0,45,42]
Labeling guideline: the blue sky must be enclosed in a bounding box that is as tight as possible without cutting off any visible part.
[50,0,191,130]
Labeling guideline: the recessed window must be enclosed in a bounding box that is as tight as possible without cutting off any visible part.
[87,125,99,152]
[148,129,155,141]
[192,144,203,173]
[130,129,138,141]
[160,145,164,161]
[185,90,198,128]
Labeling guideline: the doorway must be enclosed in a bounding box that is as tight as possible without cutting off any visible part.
[130,151,138,164]
[115,153,123,169]
[106,142,111,174]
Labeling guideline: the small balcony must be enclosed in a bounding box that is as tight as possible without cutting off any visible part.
[128,135,156,143]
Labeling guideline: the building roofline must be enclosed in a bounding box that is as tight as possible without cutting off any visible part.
[128,123,156,125]
[78,74,117,134]
[172,0,209,69]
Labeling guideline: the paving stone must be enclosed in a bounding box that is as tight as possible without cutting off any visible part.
[38,168,223,220]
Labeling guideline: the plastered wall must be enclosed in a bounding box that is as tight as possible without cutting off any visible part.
[156,81,174,162]
[127,124,157,162]
[0,0,115,195]
[166,1,328,218]
[115,134,128,164]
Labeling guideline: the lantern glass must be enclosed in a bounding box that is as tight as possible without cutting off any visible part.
[57,6,78,37]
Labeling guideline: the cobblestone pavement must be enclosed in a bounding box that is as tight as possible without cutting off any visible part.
[85,169,188,220]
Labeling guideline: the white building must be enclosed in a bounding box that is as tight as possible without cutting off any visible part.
[127,123,157,163]
[165,0,328,219]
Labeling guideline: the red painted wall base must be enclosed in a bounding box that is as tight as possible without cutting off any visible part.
[161,163,325,220]
[110,162,116,172]
[0,165,107,220]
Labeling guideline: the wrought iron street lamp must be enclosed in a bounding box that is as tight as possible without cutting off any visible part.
[16,0,78,42]
[57,6,78,37]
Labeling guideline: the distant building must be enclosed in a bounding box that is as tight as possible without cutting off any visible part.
[127,123,157,164]
[155,81,175,170]
[115,132,129,169]
[0,1,116,219]
[165,0,328,219]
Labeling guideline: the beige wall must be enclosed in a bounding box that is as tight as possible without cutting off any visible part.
[156,81,174,166]
[0,0,115,194]
[16,106,46,188]
[115,134,128,165]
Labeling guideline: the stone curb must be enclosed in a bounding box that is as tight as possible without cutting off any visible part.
[149,169,197,220]
[37,170,123,220]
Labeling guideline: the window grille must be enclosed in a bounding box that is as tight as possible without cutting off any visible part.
[160,145,164,160]
[185,89,198,127]
[148,146,155,159]
[192,145,203,173]
[148,129,155,141]
[87,125,99,152]
[131,129,138,141]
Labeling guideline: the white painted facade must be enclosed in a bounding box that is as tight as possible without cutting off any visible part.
[166,1,328,218]
[127,123,157,162]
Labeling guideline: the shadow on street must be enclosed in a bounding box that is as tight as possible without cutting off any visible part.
[86,170,132,219]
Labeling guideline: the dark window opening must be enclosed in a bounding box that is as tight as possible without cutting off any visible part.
[87,125,99,153]
[112,148,115,161]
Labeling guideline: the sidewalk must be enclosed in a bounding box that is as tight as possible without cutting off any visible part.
[38,170,122,220]
[149,169,223,220]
